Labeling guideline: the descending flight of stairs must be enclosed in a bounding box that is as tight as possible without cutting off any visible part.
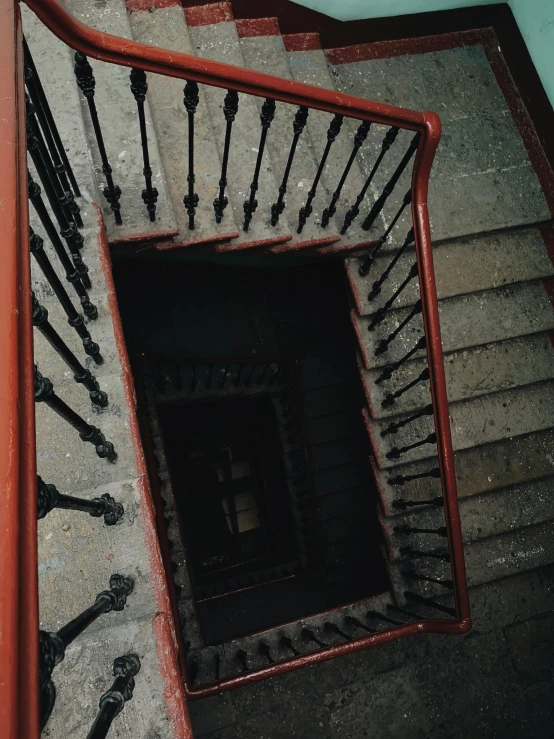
[26,0,554,733]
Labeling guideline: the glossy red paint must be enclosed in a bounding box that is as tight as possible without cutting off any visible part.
[108,227,179,246]
[268,234,339,253]
[235,17,280,38]
[154,229,240,250]
[214,233,292,253]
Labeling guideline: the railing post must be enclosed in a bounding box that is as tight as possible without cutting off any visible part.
[86,655,141,739]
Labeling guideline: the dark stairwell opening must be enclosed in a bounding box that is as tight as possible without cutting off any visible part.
[113,255,389,643]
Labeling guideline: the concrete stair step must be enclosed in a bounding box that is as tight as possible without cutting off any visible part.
[284,40,385,251]
[365,381,554,469]
[128,5,240,250]
[353,280,554,370]
[330,49,551,244]
[238,31,343,253]
[185,8,292,251]
[61,0,178,244]
[390,520,554,604]
[374,428,554,517]
[347,227,554,316]
[360,333,554,419]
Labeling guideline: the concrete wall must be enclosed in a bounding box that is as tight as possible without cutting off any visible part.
[294,0,554,107]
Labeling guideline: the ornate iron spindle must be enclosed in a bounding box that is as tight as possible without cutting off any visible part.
[386,432,437,460]
[401,570,453,588]
[301,628,328,648]
[399,547,450,562]
[368,262,418,331]
[375,299,422,356]
[40,575,134,729]
[404,591,456,616]
[129,69,158,221]
[34,365,117,461]
[235,649,248,672]
[74,52,122,224]
[381,404,434,436]
[26,101,91,290]
[392,496,443,510]
[37,476,123,524]
[388,467,441,486]
[243,98,276,231]
[344,616,376,633]
[324,621,351,640]
[366,225,415,294]
[258,642,275,664]
[375,336,426,385]
[322,120,370,227]
[271,106,309,226]
[362,133,420,231]
[280,635,300,656]
[214,653,221,682]
[367,610,402,627]
[28,176,97,316]
[86,655,140,739]
[297,113,343,233]
[32,293,107,407]
[381,370,430,409]
[183,80,200,229]
[396,525,447,537]
[387,604,421,620]
[359,193,412,278]
[24,64,83,228]
[219,363,230,390]
[23,38,81,196]
[30,229,101,362]
[340,126,399,234]
[213,89,239,223]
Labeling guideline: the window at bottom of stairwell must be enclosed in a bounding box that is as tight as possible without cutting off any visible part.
[217,449,261,535]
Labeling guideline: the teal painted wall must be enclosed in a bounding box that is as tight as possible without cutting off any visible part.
[294,0,554,107]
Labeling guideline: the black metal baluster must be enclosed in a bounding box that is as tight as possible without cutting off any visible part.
[392,495,443,510]
[340,126,399,234]
[386,432,437,460]
[28,176,97,317]
[388,467,441,487]
[183,81,200,229]
[32,292,107,407]
[258,642,275,664]
[375,336,426,384]
[368,263,418,331]
[280,635,300,656]
[243,98,276,231]
[30,228,101,362]
[367,610,402,627]
[322,120,370,228]
[344,616,376,633]
[40,575,134,729]
[86,655,141,739]
[396,525,447,537]
[399,547,449,562]
[24,63,83,228]
[271,106,309,226]
[34,365,117,461]
[129,69,158,221]
[324,621,352,641]
[359,194,412,279]
[301,628,328,648]
[23,38,81,197]
[362,133,420,231]
[366,225,415,295]
[381,370,431,409]
[37,476,123,524]
[235,649,248,672]
[375,299,422,356]
[297,113,343,233]
[74,52,122,224]
[213,89,239,223]
[214,653,221,681]
[404,591,456,616]
[401,570,452,587]
[381,404,434,436]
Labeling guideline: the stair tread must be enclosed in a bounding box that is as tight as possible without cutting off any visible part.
[348,227,554,316]
[128,6,240,248]
[354,280,554,369]
[186,18,292,249]
[361,333,554,419]
[366,381,554,468]
[374,428,554,516]
[62,0,178,242]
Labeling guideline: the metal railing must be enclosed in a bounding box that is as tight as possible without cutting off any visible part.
[0,0,470,733]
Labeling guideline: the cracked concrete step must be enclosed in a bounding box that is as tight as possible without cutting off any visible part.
[284,39,386,253]
[185,8,292,251]
[129,5,240,250]
[365,381,554,469]
[347,227,554,316]
[61,0,178,244]
[330,48,551,244]
[360,333,554,420]
[390,520,554,605]
[382,477,554,562]
[353,280,554,370]
[238,31,342,253]
[374,428,554,517]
